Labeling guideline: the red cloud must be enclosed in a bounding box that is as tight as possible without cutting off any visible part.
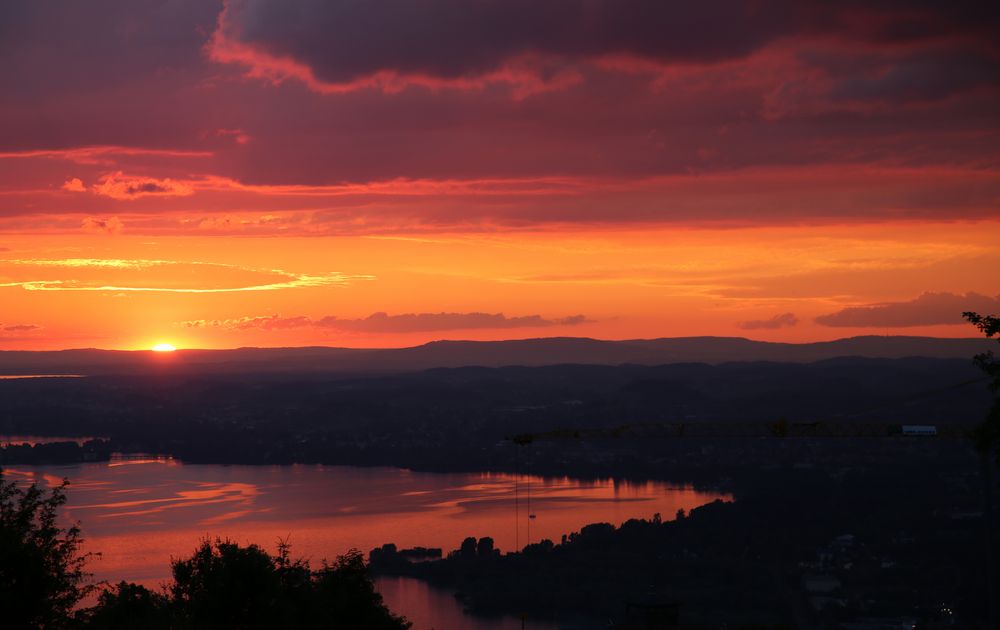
[28,163,1000,232]
[0,0,996,236]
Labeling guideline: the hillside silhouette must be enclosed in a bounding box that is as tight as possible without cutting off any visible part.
[0,335,993,377]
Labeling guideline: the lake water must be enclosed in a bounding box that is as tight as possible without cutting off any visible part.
[4,460,726,629]
[0,374,83,379]
[0,435,101,446]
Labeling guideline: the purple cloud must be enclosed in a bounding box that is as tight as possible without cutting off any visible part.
[815,292,1000,327]
[738,312,799,330]
[2,324,41,332]
[212,0,998,87]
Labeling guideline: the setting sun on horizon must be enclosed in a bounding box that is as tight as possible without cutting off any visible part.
[151,343,177,352]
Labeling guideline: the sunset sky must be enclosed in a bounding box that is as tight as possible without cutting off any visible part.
[1,0,998,350]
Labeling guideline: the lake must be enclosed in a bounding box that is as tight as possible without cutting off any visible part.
[0,435,101,446]
[0,374,83,379]
[4,460,727,628]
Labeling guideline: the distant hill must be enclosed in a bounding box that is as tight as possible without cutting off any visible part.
[0,336,992,376]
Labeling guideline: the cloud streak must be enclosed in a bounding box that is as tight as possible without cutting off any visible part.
[90,172,195,200]
[0,259,370,293]
[182,312,591,333]
[0,0,996,234]
[2,324,40,332]
[738,313,799,330]
[815,292,1000,327]
[0,146,212,164]
[3,165,993,234]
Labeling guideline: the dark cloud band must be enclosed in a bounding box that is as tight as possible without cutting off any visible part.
[216,0,998,84]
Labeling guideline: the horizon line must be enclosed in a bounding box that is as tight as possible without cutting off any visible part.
[0,333,988,354]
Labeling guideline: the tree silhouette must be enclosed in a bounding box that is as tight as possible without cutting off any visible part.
[0,470,411,629]
[85,582,174,630]
[0,470,93,629]
[87,539,410,629]
[964,311,1000,454]
[310,549,411,629]
[964,311,1000,630]
[170,539,306,627]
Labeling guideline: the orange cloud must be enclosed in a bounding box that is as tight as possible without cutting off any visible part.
[182,312,591,333]
[0,146,211,165]
[193,174,589,197]
[182,315,312,331]
[62,177,86,192]
[0,258,370,293]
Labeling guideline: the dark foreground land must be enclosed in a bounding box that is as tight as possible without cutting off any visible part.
[0,353,995,628]
[372,446,986,628]
[0,357,990,476]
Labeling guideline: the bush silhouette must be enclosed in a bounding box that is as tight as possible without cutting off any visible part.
[86,581,174,629]
[0,470,93,629]
[1,469,409,629]
[87,539,410,629]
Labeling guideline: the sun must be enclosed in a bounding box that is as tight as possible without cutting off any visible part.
[151,343,177,352]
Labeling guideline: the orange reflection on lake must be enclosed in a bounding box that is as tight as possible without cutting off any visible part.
[7,462,728,588]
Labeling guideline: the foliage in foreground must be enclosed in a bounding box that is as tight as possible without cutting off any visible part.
[86,539,411,630]
[0,470,409,630]
[964,311,1000,454]
[0,472,93,629]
